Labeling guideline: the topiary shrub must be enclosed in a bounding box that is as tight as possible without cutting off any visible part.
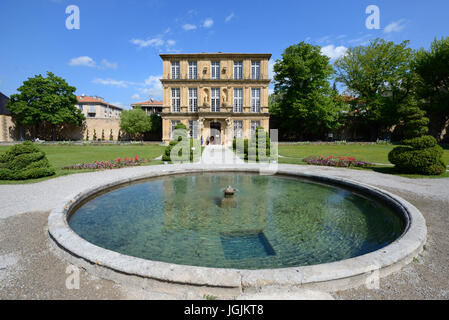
[233,127,271,162]
[162,138,200,163]
[0,141,55,180]
[388,135,446,175]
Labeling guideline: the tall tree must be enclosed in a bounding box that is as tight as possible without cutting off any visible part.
[335,38,416,140]
[414,36,449,141]
[271,42,343,140]
[119,107,152,140]
[6,72,84,140]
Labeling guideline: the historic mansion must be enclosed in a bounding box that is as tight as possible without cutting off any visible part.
[160,52,271,145]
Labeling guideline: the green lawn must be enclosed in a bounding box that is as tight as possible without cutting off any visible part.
[0,144,166,184]
[278,143,449,178]
[1,143,448,184]
[279,143,449,164]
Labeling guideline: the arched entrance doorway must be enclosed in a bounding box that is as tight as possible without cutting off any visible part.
[209,122,221,145]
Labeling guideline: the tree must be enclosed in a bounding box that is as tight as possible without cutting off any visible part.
[119,107,152,140]
[6,72,84,140]
[271,42,343,140]
[399,103,429,140]
[109,129,114,141]
[413,37,449,141]
[335,38,416,140]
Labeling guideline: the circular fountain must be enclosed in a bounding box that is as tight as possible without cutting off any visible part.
[48,165,427,291]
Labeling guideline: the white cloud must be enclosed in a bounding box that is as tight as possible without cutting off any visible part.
[141,75,163,98]
[384,19,407,34]
[69,56,117,69]
[69,56,96,68]
[203,18,213,28]
[225,13,235,23]
[166,39,176,46]
[92,75,163,100]
[268,59,275,80]
[183,24,197,31]
[92,78,129,88]
[100,59,118,70]
[321,45,348,60]
[130,37,164,48]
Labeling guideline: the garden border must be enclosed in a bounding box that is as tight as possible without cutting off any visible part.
[47,163,427,292]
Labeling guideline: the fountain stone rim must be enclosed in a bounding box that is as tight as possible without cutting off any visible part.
[47,163,427,291]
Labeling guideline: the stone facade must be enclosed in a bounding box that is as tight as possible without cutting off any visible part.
[160,53,271,145]
[76,95,122,119]
[0,115,16,142]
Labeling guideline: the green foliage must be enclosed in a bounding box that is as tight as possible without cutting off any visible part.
[0,141,55,180]
[85,129,89,141]
[399,104,429,139]
[93,129,97,141]
[101,129,105,141]
[389,135,446,175]
[403,135,437,150]
[232,128,273,162]
[120,107,152,139]
[414,37,449,139]
[149,114,162,133]
[109,129,114,141]
[162,137,200,163]
[271,42,343,138]
[335,38,416,136]
[162,123,198,163]
[117,130,121,141]
[6,72,85,139]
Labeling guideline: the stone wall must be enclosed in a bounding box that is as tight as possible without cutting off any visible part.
[0,116,122,142]
[0,115,16,142]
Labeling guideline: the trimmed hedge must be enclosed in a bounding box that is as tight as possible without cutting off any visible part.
[0,141,55,180]
[232,127,272,162]
[162,138,200,163]
[388,135,446,175]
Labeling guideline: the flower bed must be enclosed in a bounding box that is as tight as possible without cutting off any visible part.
[302,155,372,168]
[62,156,149,170]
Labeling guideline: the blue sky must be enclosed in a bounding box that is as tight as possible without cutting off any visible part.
[0,0,448,109]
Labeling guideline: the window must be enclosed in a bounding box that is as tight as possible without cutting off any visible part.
[89,105,96,113]
[189,120,199,139]
[251,61,261,79]
[233,88,243,113]
[170,120,180,139]
[211,61,220,80]
[234,120,243,138]
[171,61,180,79]
[234,61,243,80]
[171,88,180,112]
[188,61,197,79]
[251,120,261,137]
[251,88,261,112]
[211,88,220,112]
[188,88,198,112]
[77,105,83,111]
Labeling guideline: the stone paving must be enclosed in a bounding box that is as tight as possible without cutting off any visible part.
[200,145,245,165]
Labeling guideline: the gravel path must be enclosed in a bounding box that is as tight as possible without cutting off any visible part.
[0,164,448,299]
[200,145,245,165]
